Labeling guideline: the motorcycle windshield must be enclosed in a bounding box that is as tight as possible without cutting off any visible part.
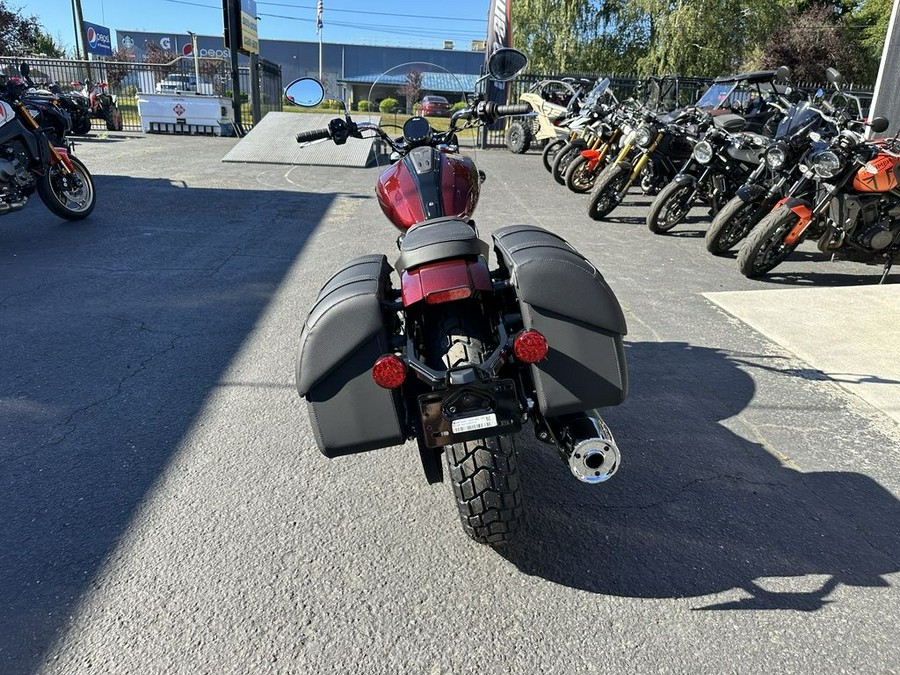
[776,101,824,139]
[580,78,611,110]
[365,61,473,168]
[695,82,735,109]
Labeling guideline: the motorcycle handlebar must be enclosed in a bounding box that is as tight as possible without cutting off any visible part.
[496,103,533,117]
[296,128,332,143]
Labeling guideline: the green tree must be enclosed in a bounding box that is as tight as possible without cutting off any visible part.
[0,0,64,56]
[852,0,892,69]
[757,4,865,82]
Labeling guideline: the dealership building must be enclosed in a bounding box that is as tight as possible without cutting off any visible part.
[116,31,486,105]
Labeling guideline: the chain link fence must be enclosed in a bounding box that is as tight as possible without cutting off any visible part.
[0,55,282,133]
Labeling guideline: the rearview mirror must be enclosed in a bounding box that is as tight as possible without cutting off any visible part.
[19,62,29,77]
[284,77,325,107]
[486,48,528,82]
[775,65,791,82]
[870,117,890,134]
[825,67,844,90]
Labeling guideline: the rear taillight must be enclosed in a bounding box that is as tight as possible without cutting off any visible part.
[372,355,407,388]
[513,330,549,363]
[425,287,473,305]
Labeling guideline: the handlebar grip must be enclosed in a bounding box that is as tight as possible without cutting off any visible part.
[496,103,533,116]
[296,128,331,143]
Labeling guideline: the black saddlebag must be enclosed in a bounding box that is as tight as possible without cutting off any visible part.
[492,225,628,416]
[296,255,406,457]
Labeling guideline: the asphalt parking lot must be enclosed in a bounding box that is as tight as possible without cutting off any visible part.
[1,132,899,674]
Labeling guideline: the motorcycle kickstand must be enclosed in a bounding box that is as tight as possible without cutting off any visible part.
[878,258,893,285]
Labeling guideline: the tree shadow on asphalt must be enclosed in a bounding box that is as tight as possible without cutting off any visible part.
[0,175,336,673]
[501,341,900,610]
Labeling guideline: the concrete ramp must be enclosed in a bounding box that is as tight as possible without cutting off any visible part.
[222,112,380,167]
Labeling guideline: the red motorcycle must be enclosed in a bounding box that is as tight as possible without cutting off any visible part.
[287,49,629,546]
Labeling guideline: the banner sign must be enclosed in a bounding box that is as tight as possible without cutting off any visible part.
[240,0,259,54]
[83,21,113,56]
[484,0,512,104]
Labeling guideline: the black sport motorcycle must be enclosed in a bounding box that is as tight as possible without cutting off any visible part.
[645,112,769,234]
[1,64,96,220]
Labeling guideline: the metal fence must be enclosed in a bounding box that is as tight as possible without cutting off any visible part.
[0,55,283,134]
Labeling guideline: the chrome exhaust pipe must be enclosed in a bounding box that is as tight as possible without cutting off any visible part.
[560,410,620,484]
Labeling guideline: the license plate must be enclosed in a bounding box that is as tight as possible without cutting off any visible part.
[451,413,498,434]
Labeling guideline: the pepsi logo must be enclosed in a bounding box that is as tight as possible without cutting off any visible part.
[182,44,193,56]
[87,27,97,48]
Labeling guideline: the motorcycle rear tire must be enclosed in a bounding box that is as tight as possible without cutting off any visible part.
[542,138,566,173]
[506,121,531,154]
[37,154,96,221]
[737,205,801,278]
[429,309,524,547]
[587,164,630,221]
[705,195,765,255]
[647,180,695,234]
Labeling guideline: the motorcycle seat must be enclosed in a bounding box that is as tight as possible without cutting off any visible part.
[395,217,489,274]
[713,114,748,133]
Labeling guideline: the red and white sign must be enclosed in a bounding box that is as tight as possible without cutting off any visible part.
[173,103,186,116]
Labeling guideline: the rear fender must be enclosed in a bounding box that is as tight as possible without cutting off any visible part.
[401,258,492,307]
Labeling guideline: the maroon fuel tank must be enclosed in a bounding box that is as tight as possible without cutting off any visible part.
[375,146,481,230]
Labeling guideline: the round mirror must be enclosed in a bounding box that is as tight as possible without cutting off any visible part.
[775,65,791,82]
[825,67,844,90]
[870,117,890,134]
[19,62,30,77]
[486,48,528,82]
[284,77,325,107]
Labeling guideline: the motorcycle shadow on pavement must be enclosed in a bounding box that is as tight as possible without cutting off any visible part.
[500,341,900,610]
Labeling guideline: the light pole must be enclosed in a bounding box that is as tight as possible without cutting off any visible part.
[187,31,201,94]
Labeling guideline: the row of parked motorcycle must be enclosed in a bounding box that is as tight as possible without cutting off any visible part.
[526,67,900,282]
[0,62,97,221]
[22,75,123,143]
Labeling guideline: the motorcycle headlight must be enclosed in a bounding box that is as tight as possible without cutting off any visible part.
[811,150,842,178]
[692,140,714,164]
[765,145,787,170]
[634,126,654,148]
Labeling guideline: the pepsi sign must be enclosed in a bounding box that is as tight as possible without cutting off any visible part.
[83,21,112,56]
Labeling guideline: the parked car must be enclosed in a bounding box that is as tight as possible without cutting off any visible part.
[417,95,450,117]
[155,74,214,95]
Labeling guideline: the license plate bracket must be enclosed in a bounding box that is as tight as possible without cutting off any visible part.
[418,379,522,449]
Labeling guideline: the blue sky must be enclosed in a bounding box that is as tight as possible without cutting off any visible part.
[22,0,492,52]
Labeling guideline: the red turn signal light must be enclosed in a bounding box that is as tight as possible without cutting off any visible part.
[513,330,549,363]
[372,355,407,388]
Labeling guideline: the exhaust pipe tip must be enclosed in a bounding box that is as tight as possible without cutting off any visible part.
[569,437,620,484]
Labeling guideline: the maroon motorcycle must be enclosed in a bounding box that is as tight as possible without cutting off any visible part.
[288,49,628,546]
